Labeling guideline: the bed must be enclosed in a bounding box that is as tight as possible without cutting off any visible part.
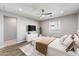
[35,36,79,56]
[26,33,79,56]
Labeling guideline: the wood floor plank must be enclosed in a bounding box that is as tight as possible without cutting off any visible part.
[0,41,28,56]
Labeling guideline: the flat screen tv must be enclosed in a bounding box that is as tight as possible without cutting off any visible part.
[28,25,36,31]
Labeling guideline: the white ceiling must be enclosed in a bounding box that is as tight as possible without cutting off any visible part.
[0,3,79,21]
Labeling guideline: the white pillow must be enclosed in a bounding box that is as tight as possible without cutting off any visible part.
[74,36,79,48]
[73,34,78,38]
[60,35,68,44]
[63,35,73,47]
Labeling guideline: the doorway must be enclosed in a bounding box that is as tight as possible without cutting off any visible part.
[4,16,17,46]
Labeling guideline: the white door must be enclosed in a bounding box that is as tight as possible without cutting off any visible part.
[4,16,17,43]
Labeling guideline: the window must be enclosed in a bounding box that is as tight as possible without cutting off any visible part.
[49,21,60,32]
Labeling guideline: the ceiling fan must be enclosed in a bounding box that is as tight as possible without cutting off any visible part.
[39,9,52,18]
[40,9,52,18]
[41,9,52,15]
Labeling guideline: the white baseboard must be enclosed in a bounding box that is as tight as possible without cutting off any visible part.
[17,40,26,43]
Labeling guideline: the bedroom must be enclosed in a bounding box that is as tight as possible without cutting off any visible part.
[0,3,79,56]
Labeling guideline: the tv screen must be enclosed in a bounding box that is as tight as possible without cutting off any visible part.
[28,25,36,31]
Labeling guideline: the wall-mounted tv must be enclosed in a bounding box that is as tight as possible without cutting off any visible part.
[28,25,36,31]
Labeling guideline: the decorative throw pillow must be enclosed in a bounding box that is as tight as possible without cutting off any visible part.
[73,34,78,38]
[71,34,74,40]
[63,35,73,47]
[60,35,68,44]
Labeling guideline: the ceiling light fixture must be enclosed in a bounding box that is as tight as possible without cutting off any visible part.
[18,8,23,12]
[40,9,53,19]
[41,15,45,17]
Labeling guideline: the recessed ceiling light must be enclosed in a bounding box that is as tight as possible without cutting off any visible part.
[60,11,64,14]
[18,8,23,11]
[41,15,45,17]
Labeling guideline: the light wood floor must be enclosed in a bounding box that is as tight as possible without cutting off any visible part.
[5,40,17,47]
[0,41,28,56]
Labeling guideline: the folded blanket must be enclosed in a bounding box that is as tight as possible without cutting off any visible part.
[36,38,55,55]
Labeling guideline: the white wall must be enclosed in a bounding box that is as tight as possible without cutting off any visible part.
[40,14,78,38]
[0,11,39,48]
[0,13,4,48]
[17,17,39,43]
[78,13,79,30]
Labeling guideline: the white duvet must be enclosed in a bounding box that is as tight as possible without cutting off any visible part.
[47,38,77,56]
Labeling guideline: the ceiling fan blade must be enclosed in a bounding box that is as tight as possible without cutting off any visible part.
[40,9,52,18]
[47,13,52,14]
[43,13,52,15]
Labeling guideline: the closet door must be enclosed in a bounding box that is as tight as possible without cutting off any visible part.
[4,16,17,41]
